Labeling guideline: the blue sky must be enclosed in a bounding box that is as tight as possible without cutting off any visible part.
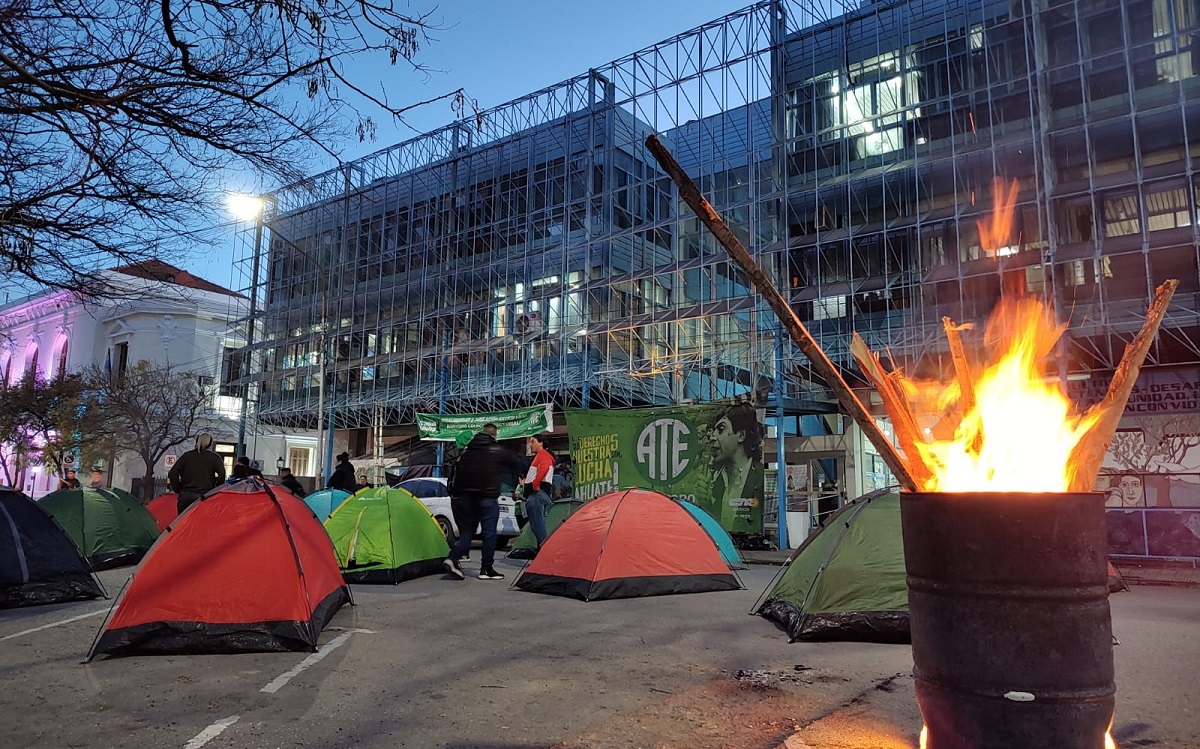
[198,1,746,287]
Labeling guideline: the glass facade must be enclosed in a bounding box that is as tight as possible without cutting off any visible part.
[234,0,1200,438]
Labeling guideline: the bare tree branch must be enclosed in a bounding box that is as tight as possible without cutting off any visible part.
[1,0,477,296]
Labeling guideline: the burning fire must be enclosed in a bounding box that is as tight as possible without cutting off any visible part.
[920,723,1116,748]
[907,295,1100,493]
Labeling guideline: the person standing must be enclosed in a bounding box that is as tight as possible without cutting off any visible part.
[278,467,306,496]
[236,455,263,478]
[443,424,521,581]
[58,469,81,490]
[167,433,226,514]
[89,469,105,489]
[327,452,357,493]
[356,474,372,492]
[518,433,555,551]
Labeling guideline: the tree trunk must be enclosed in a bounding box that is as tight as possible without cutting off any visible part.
[142,461,157,503]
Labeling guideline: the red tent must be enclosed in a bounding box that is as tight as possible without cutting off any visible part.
[146,493,178,532]
[87,480,351,658]
[513,488,743,601]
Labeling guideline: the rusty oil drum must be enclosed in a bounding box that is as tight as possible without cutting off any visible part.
[900,492,1114,749]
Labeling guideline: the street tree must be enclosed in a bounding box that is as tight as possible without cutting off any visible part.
[1,0,474,294]
[0,372,98,487]
[82,360,214,500]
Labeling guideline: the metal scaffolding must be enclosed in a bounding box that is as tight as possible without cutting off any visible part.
[231,0,1200,448]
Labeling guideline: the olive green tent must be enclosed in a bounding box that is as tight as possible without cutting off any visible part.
[324,486,449,583]
[38,487,161,570]
[507,499,584,559]
[754,490,908,643]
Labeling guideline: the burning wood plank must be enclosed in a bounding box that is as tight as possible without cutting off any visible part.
[644,134,917,492]
[1067,279,1179,491]
[849,333,934,489]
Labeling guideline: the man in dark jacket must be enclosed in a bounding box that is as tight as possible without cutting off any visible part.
[327,452,357,493]
[444,424,522,581]
[167,433,226,514]
[278,467,306,496]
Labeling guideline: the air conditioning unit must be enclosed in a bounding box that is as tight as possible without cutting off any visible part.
[513,311,543,338]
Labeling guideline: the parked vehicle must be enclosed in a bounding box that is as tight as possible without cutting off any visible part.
[395,477,520,547]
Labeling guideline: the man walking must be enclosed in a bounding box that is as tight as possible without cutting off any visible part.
[444,424,521,581]
[518,433,555,551]
[167,433,226,514]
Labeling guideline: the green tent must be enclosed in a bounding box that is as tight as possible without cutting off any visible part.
[754,490,908,643]
[38,488,161,570]
[507,499,584,559]
[324,486,449,583]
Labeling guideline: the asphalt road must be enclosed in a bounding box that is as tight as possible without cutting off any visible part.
[1,559,1197,749]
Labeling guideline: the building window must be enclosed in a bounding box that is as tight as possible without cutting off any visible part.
[54,338,69,379]
[289,447,313,477]
[220,347,247,397]
[115,342,129,384]
[1102,194,1141,237]
[1144,185,1193,231]
[25,344,39,379]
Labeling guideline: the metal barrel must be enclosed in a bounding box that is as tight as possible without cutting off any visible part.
[900,492,1114,749]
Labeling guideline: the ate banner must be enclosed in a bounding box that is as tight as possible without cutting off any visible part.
[416,405,554,448]
[564,403,765,534]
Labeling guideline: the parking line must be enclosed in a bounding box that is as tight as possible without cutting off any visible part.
[260,631,356,694]
[184,715,239,749]
[0,608,107,642]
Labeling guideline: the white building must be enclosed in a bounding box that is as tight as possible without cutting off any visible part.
[0,260,318,498]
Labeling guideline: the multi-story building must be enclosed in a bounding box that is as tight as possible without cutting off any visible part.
[0,260,319,497]
[237,0,1200,512]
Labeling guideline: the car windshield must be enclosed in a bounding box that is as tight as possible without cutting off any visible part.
[401,479,446,499]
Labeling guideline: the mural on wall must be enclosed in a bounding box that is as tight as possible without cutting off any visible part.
[1097,414,1200,508]
[1075,366,1200,559]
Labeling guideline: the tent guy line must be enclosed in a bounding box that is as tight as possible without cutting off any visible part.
[0,608,107,642]
[260,629,370,694]
[183,715,240,749]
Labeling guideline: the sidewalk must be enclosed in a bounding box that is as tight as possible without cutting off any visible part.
[1114,560,1200,587]
[744,550,1200,587]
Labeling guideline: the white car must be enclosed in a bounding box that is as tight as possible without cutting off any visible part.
[396,477,521,547]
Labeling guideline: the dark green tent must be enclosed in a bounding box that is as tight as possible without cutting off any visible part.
[507,499,584,559]
[324,486,449,583]
[754,490,908,643]
[38,487,161,570]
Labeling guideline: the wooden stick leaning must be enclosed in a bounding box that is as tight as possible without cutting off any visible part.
[645,134,917,492]
[849,333,934,489]
[942,317,983,453]
[1067,279,1179,491]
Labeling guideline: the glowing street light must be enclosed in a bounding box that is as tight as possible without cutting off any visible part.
[226,192,266,221]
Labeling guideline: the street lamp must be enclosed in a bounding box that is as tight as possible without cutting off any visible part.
[229,191,333,485]
[227,192,271,462]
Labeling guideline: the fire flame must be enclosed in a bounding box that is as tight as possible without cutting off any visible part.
[920,723,1116,748]
[910,296,1100,492]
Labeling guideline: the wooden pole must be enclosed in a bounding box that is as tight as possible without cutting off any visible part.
[645,134,916,491]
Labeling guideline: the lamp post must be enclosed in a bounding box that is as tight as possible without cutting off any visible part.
[228,193,272,462]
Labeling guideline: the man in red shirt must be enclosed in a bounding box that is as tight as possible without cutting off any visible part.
[519,433,555,550]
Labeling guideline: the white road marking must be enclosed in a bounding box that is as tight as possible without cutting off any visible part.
[0,608,107,642]
[260,630,359,694]
[183,715,239,749]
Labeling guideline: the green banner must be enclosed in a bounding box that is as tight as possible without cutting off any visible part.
[416,405,554,448]
[564,403,765,534]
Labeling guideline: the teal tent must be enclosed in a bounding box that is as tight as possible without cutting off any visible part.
[676,500,747,570]
[304,489,351,521]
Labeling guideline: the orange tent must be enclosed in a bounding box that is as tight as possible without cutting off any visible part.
[87,480,351,658]
[146,493,178,531]
[513,488,742,601]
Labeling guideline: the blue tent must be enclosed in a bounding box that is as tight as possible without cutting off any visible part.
[303,489,351,521]
[675,500,747,570]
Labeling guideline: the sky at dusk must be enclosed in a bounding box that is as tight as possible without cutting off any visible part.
[195,1,750,288]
